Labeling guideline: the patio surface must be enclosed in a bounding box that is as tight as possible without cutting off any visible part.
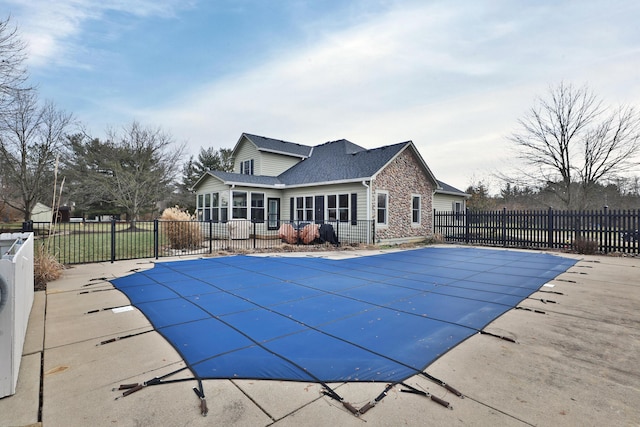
[1,245,639,427]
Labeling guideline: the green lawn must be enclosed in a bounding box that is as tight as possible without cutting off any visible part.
[37,222,162,264]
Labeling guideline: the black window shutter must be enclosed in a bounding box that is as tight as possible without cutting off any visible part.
[351,193,357,225]
[289,197,294,222]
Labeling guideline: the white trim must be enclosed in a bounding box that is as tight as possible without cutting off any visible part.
[256,147,309,159]
[376,190,389,227]
[411,193,421,226]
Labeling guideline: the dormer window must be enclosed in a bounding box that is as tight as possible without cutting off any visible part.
[240,159,254,175]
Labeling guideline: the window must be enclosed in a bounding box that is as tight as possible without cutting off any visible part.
[454,201,462,221]
[305,196,313,221]
[196,194,204,221]
[203,193,211,221]
[240,159,254,175]
[339,194,349,222]
[251,193,265,222]
[412,195,421,224]
[197,192,220,221]
[326,193,355,222]
[232,191,247,219]
[295,196,313,221]
[211,193,219,221]
[327,195,337,221]
[377,192,388,225]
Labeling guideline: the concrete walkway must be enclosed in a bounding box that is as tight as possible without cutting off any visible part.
[1,247,639,427]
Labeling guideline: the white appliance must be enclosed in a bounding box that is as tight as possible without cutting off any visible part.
[0,232,34,398]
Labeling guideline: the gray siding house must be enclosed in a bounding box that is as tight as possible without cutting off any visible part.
[193,133,459,244]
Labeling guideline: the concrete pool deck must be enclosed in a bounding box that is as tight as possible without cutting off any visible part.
[1,246,639,426]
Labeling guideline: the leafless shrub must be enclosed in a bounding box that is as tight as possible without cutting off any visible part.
[573,238,598,255]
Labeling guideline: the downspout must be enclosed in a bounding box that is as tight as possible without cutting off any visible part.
[229,184,235,220]
[362,180,371,244]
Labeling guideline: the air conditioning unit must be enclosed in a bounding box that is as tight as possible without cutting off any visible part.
[0,232,34,398]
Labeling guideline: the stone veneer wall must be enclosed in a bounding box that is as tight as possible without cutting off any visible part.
[372,147,434,242]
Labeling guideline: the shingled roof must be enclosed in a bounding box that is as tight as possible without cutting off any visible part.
[277,139,408,185]
[241,133,312,158]
[436,180,468,196]
[197,135,438,189]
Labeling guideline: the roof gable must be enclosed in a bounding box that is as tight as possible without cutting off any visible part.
[235,133,313,159]
[436,180,469,197]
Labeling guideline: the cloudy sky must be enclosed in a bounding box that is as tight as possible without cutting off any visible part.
[2,0,639,190]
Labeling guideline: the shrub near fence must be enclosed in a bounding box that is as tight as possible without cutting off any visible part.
[23,219,374,264]
[434,207,640,254]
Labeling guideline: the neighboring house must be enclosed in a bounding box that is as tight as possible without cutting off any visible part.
[433,180,469,214]
[193,133,449,244]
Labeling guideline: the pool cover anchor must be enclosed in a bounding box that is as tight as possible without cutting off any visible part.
[192,381,208,417]
[421,372,463,398]
[480,330,518,344]
[320,385,359,416]
[357,383,395,415]
[399,382,453,409]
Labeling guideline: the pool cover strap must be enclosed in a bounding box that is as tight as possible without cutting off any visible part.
[400,382,452,409]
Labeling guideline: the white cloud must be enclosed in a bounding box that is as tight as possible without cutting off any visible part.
[2,0,193,68]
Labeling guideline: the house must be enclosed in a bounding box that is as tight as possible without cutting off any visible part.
[193,133,459,244]
[434,181,469,215]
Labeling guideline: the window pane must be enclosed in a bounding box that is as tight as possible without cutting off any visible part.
[251,193,264,207]
[197,194,204,208]
[233,191,247,219]
[212,193,219,207]
[328,195,336,209]
[251,193,265,221]
[339,194,348,208]
[377,193,387,224]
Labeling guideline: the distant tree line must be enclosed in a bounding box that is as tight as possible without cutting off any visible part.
[466,178,640,211]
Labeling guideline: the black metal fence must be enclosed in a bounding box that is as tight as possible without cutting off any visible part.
[434,208,639,254]
[23,219,374,264]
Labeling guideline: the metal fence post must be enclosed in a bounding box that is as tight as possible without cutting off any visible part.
[547,207,553,249]
[464,208,470,244]
[502,207,507,247]
[253,221,257,249]
[153,219,159,259]
[208,220,213,254]
[110,218,116,263]
[603,206,609,254]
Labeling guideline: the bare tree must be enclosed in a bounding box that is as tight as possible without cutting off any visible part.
[0,16,29,110]
[0,90,74,220]
[67,122,184,227]
[507,82,640,209]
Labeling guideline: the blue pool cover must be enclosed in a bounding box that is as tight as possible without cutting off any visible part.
[111,247,576,384]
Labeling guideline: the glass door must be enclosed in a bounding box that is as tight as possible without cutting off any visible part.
[267,198,280,230]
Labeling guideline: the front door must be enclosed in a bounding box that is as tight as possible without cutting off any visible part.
[267,198,280,230]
